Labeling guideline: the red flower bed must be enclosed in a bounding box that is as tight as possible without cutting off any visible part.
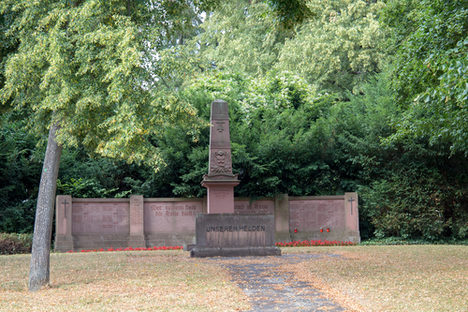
[66,241,354,252]
[275,240,355,247]
[66,246,183,253]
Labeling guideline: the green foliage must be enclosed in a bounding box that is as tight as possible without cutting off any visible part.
[180,71,348,197]
[0,115,41,233]
[193,0,282,75]
[362,166,467,241]
[56,178,120,198]
[0,2,19,114]
[385,0,468,154]
[0,233,32,254]
[276,0,389,95]
[360,237,468,246]
[176,68,467,241]
[342,74,467,241]
[0,0,201,168]
[266,0,313,32]
[0,113,194,233]
[235,72,337,196]
[0,0,466,242]
[57,145,193,199]
[190,0,391,95]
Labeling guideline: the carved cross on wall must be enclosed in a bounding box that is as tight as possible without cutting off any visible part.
[348,197,355,215]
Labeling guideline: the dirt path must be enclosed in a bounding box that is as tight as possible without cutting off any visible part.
[210,254,346,312]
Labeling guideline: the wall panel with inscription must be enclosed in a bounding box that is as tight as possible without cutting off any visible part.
[234,199,275,215]
[289,199,344,231]
[144,200,203,234]
[72,201,129,235]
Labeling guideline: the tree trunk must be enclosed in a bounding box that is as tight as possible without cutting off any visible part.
[28,123,62,291]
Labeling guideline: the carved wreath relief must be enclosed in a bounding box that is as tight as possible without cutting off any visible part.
[210,150,232,174]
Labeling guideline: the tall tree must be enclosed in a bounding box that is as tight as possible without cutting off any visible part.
[276,0,389,95]
[0,2,19,114]
[189,0,390,95]
[191,0,286,75]
[29,123,61,291]
[0,0,201,291]
[383,0,467,155]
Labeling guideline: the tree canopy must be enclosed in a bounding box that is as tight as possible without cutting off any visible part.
[0,0,208,291]
[0,0,202,167]
[385,0,467,155]
[1,0,467,249]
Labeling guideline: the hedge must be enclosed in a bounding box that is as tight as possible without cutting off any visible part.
[0,233,33,255]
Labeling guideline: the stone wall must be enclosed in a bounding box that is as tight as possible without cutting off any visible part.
[55,193,359,251]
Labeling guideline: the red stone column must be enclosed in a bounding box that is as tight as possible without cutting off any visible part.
[202,100,239,214]
[55,195,73,251]
[129,195,146,247]
[204,180,239,213]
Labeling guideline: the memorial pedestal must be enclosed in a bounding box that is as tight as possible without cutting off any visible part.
[202,176,239,214]
[190,214,281,257]
[55,235,74,251]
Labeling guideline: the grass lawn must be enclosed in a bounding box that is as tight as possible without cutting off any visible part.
[0,245,467,311]
[281,245,468,312]
[0,250,250,312]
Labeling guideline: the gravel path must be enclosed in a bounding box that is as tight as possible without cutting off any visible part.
[212,254,346,312]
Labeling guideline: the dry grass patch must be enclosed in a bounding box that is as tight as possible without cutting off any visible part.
[0,250,250,312]
[2,245,466,312]
[281,245,468,312]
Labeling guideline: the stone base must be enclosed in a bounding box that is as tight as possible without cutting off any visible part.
[202,177,239,214]
[275,232,291,242]
[128,236,146,248]
[184,244,196,251]
[290,230,361,244]
[54,235,73,252]
[146,233,196,247]
[72,234,128,250]
[191,213,280,258]
[191,246,281,257]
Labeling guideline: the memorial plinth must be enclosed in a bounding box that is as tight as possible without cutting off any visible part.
[190,214,281,257]
[192,99,281,257]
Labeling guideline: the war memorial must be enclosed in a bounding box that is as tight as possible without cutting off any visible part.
[55,100,360,253]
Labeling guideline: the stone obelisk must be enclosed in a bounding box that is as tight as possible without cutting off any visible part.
[202,99,239,213]
[191,99,280,257]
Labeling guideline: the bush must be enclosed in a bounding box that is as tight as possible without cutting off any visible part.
[361,237,468,246]
[361,164,468,241]
[0,233,33,255]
